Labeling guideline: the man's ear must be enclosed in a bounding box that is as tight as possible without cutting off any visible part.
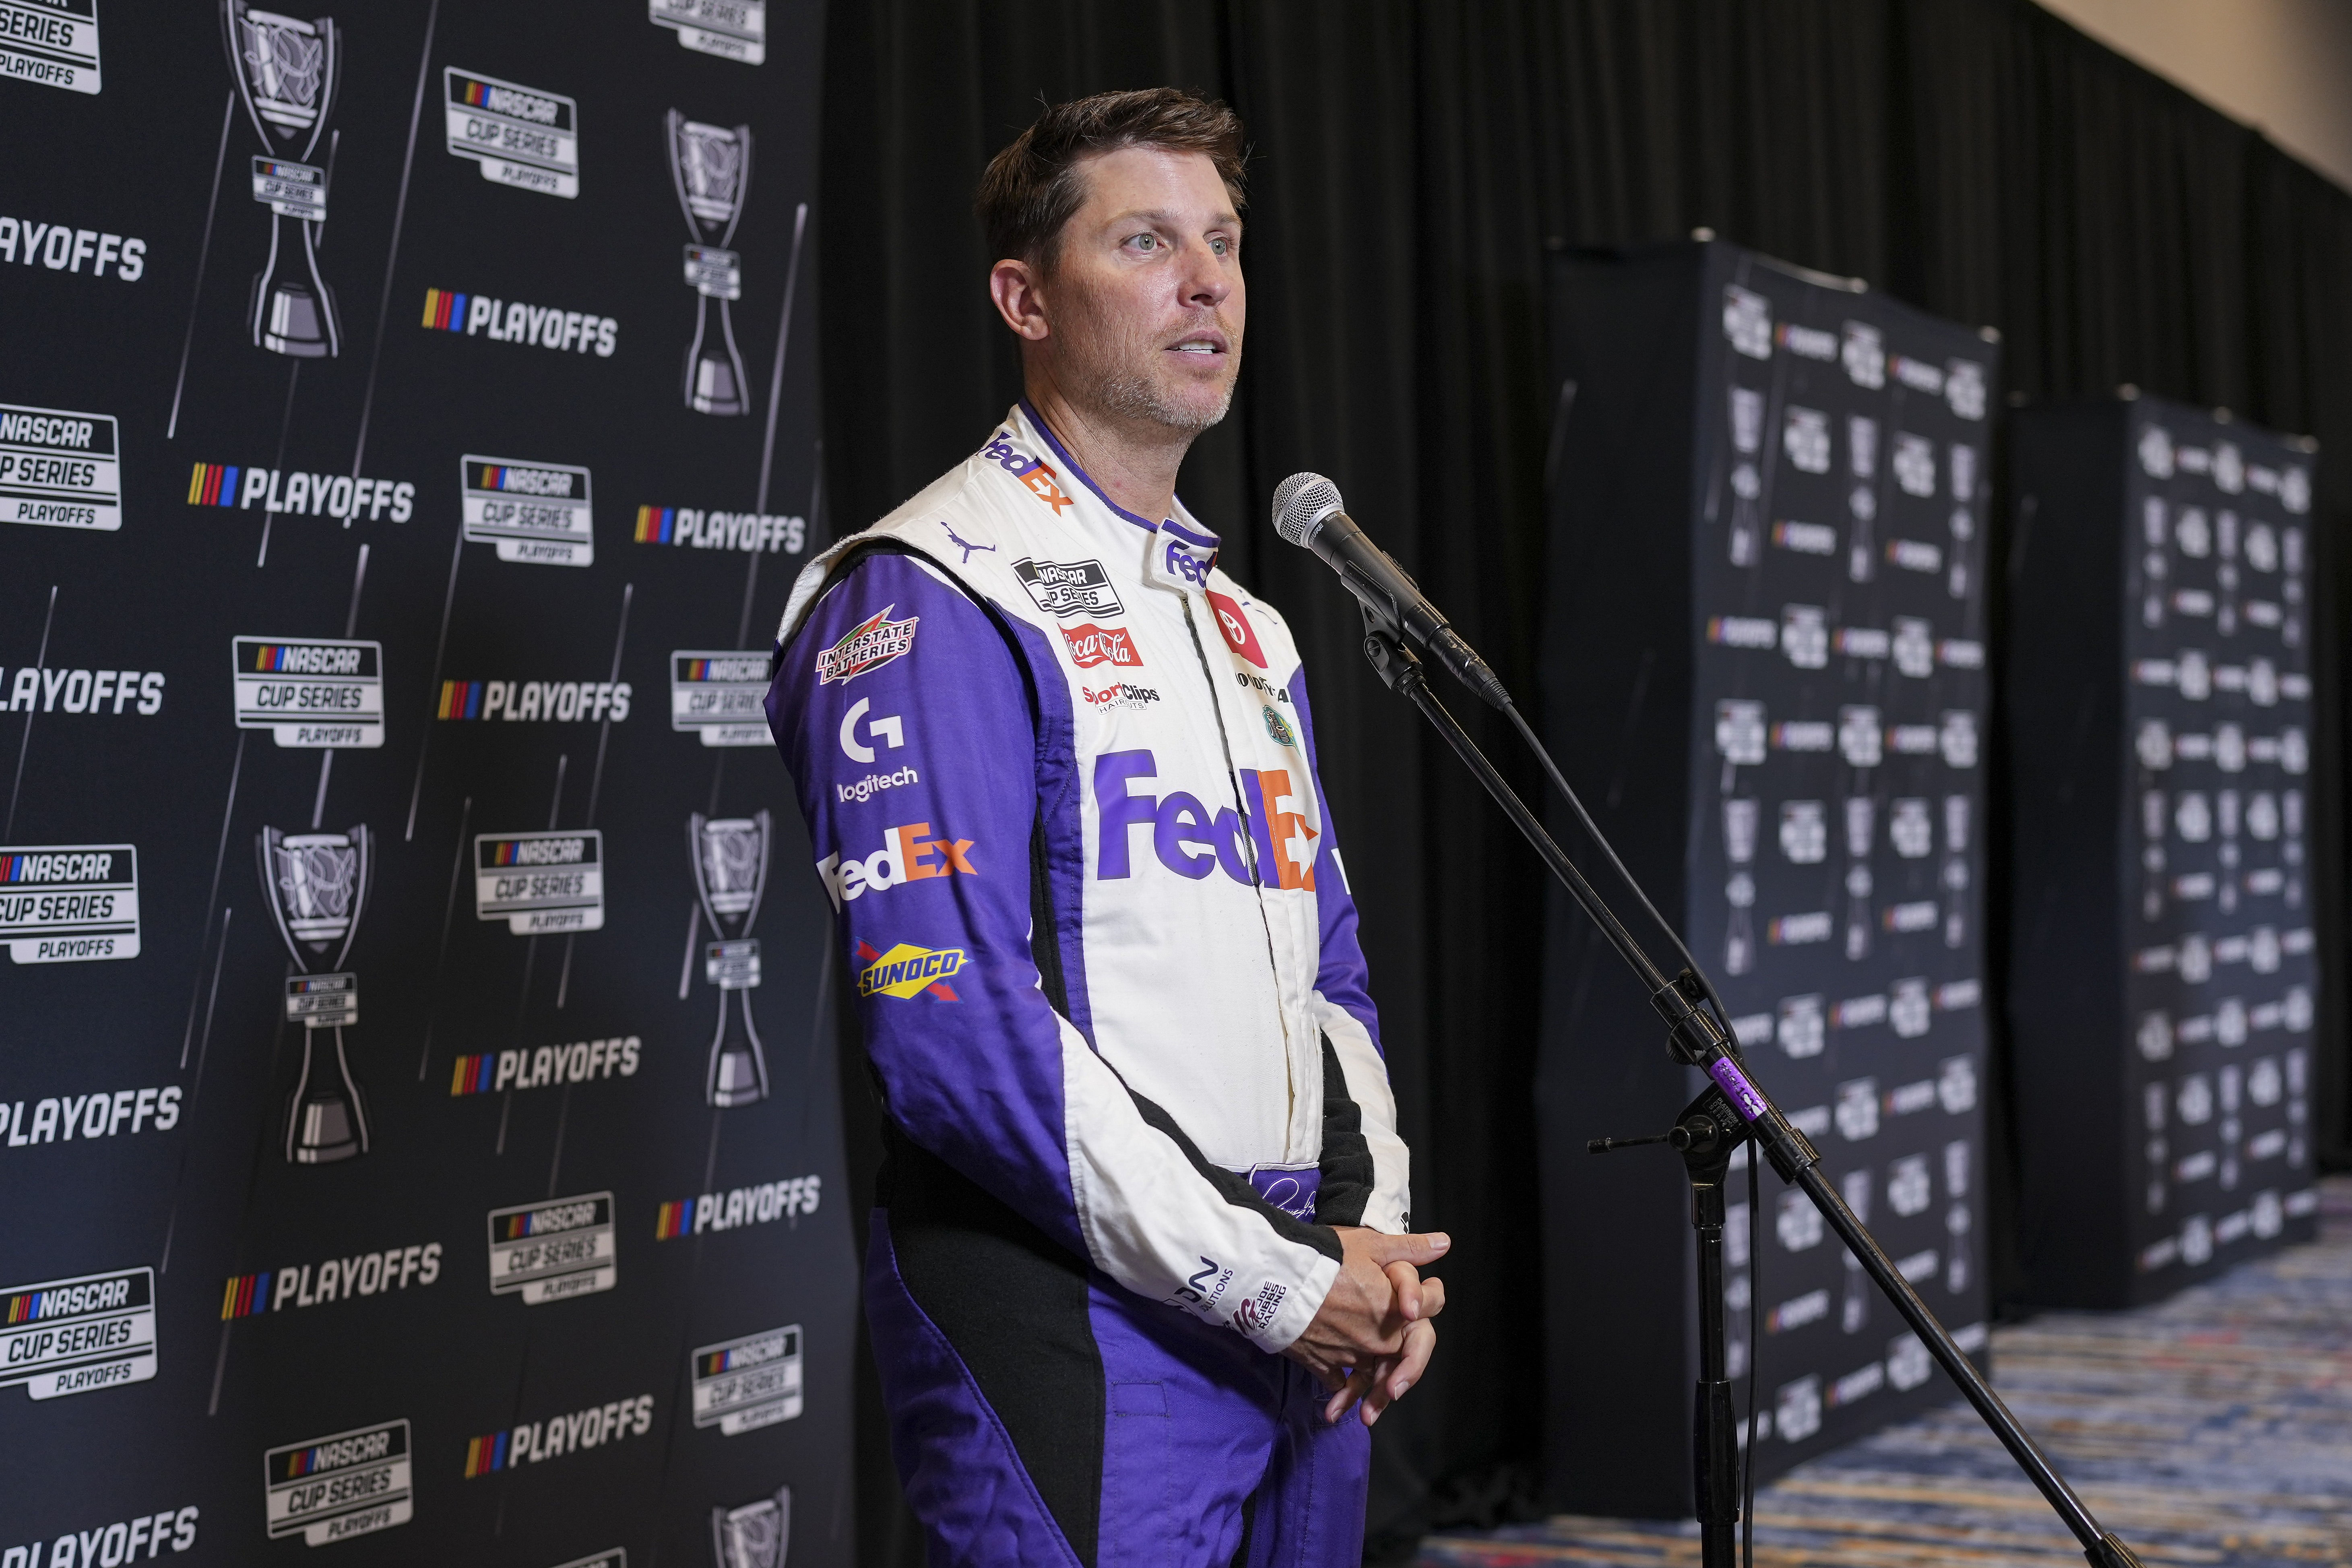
[989,256,1051,343]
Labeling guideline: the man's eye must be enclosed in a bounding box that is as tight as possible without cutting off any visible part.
[1128,233,1161,252]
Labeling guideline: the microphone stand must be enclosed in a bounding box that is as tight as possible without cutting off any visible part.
[1354,614,2143,1568]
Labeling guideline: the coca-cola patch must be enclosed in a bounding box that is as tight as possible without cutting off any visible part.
[1060,623,1141,670]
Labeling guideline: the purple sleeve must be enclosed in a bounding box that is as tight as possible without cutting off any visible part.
[767,552,1087,1257]
[1288,667,1381,1050]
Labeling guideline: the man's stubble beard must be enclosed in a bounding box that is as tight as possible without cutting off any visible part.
[1058,292,1241,437]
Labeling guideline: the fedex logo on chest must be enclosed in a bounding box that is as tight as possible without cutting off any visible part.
[1093,750,1317,892]
[979,432,1074,515]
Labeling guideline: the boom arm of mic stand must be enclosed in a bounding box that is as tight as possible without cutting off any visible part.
[1355,622,2146,1568]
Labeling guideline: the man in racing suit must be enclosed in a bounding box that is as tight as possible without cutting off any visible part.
[767,89,1448,1566]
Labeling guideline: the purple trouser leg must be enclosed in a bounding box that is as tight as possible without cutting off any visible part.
[867,1210,1371,1568]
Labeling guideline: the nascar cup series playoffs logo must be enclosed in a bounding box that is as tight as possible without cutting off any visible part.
[258,825,372,1164]
[691,1324,801,1434]
[223,1,342,357]
[0,404,121,532]
[475,830,605,934]
[0,0,102,93]
[487,1192,616,1303]
[666,110,753,415]
[714,1487,790,1568]
[0,1266,157,1400]
[264,1419,412,1545]
[650,0,765,65]
[232,636,386,748]
[0,844,139,963]
[443,68,580,198]
[461,456,594,567]
[671,650,771,746]
[691,810,770,1106]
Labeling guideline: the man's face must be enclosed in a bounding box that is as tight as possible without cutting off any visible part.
[1039,145,1244,434]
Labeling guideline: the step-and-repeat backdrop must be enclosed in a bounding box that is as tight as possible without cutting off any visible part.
[0,4,850,1565]
[1540,242,1993,1511]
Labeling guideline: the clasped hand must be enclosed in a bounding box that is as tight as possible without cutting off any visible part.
[1281,1227,1450,1428]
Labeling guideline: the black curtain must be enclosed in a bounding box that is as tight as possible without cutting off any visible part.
[818,2,2352,1560]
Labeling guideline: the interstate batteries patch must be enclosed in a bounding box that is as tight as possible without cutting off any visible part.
[0,1266,156,1399]
[815,607,917,684]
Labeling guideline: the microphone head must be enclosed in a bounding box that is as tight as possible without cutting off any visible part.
[1271,471,1345,547]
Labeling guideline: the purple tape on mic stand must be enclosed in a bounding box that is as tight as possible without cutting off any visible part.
[1705,1056,1768,1124]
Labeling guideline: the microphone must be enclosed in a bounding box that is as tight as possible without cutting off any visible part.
[1270,472,1511,709]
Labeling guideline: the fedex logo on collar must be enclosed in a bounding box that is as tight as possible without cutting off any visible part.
[1163,539,1211,586]
[1094,750,1317,890]
[980,433,1074,516]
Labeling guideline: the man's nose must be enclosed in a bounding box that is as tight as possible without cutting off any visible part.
[1176,238,1232,307]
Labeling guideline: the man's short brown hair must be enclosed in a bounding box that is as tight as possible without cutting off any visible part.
[976,87,1247,269]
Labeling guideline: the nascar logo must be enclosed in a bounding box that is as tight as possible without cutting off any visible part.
[0,401,120,531]
[0,841,139,963]
[421,287,617,353]
[264,1421,412,1544]
[1,1266,157,1401]
[691,1324,802,1434]
[443,67,580,198]
[486,1192,616,1303]
[653,1175,821,1240]
[464,1394,653,1478]
[186,464,414,521]
[634,505,804,553]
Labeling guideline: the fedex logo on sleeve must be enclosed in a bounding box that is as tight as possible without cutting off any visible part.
[1093,751,1317,890]
[816,822,976,909]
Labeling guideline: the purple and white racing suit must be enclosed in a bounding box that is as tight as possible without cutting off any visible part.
[768,402,1410,1567]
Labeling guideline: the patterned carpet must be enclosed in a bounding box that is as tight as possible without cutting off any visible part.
[1419,1178,2352,1568]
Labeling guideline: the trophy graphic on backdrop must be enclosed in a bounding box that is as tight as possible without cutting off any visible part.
[665,110,754,415]
[690,810,771,1107]
[224,1,343,357]
[258,826,372,1163]
[712,1486,789,1568]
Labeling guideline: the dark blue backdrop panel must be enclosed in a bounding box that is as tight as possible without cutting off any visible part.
[0,4,851,1565]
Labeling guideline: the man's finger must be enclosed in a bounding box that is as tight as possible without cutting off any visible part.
[1383,1260,1422,1321]
[1361,1322,1437,1427]
[1416,1277,1448,1321]
[1362,1231,1452,1268]
[1323,1365,1377,1426]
